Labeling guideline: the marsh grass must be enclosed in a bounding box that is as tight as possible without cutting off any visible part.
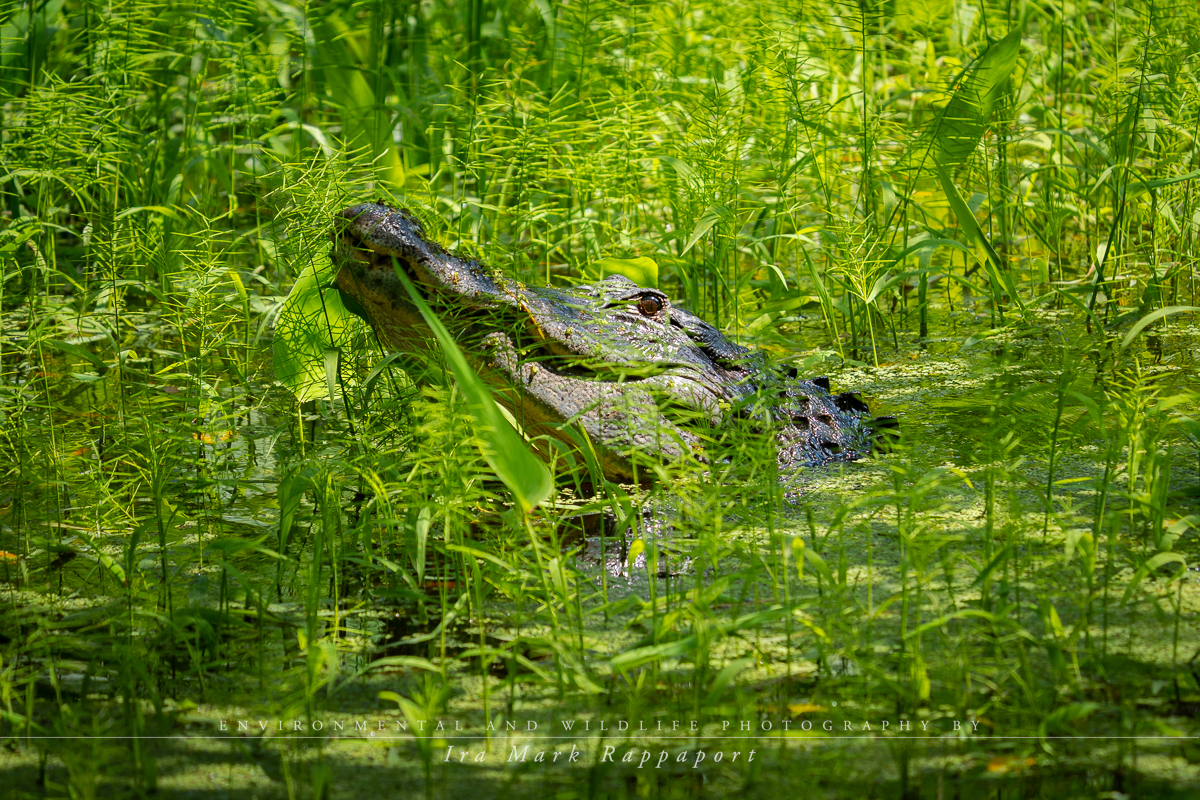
[0,0,1199,797]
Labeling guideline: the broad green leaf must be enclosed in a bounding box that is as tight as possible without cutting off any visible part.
[45,339,108,374]
[1121,552,1188,604]
[114,205,186,222]
[971,543,1013,588]
[904,609,1015,640]
[362,351,412,405]
[611,606,791,672]
[939,28,1022,168]
[445,543,519,572]
[802,247,840,343]
[595,256,658,287]
[1064,529,1090,561]
[864,271,895,304]
[408,506,432,584]
[911,654,932,701]
[322,347,340,402]
[790,535,805,581]
[934,27,1022,168]
[316,16,404,185]
[703,658,754,706]
[71,530,126,587]
[277,466,316,551]
[627,538,645,573]
[904,27,1023,175]
[799,546,835,586]
[937,164,1026,313]
[1077,532,1097,576]
[1040,702,1100,736]
[392,265,552,512]
[882,237,972,271]
[610,638,695,672]
[1046,603,1066,640]
[680,206,732,256]
[369,657,442,674]
[660,155,699,187]
[547,557,569,599]
[745,295,821,334]
[1167,516,1199,537]
[894,0,954,30]
[272,263,362,401]
[1128,167,1200,195]
[1119,305,1200,351]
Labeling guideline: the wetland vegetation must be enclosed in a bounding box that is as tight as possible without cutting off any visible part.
[1,0,1199,797]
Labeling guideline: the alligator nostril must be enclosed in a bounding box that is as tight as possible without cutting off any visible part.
[834,392,869,414]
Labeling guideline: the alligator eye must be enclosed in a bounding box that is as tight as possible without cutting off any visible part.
[637,295,664,316]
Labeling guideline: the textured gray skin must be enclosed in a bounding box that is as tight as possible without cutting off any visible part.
[332,202,882,483]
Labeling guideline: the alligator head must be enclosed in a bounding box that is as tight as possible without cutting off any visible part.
[332,202,890,482]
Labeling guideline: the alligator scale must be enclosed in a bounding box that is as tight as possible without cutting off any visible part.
[332,202,893,482]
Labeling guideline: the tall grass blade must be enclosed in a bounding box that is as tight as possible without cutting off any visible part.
[392,263,552,512]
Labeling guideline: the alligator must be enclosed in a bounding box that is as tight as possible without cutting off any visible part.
[331,201,894,485]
